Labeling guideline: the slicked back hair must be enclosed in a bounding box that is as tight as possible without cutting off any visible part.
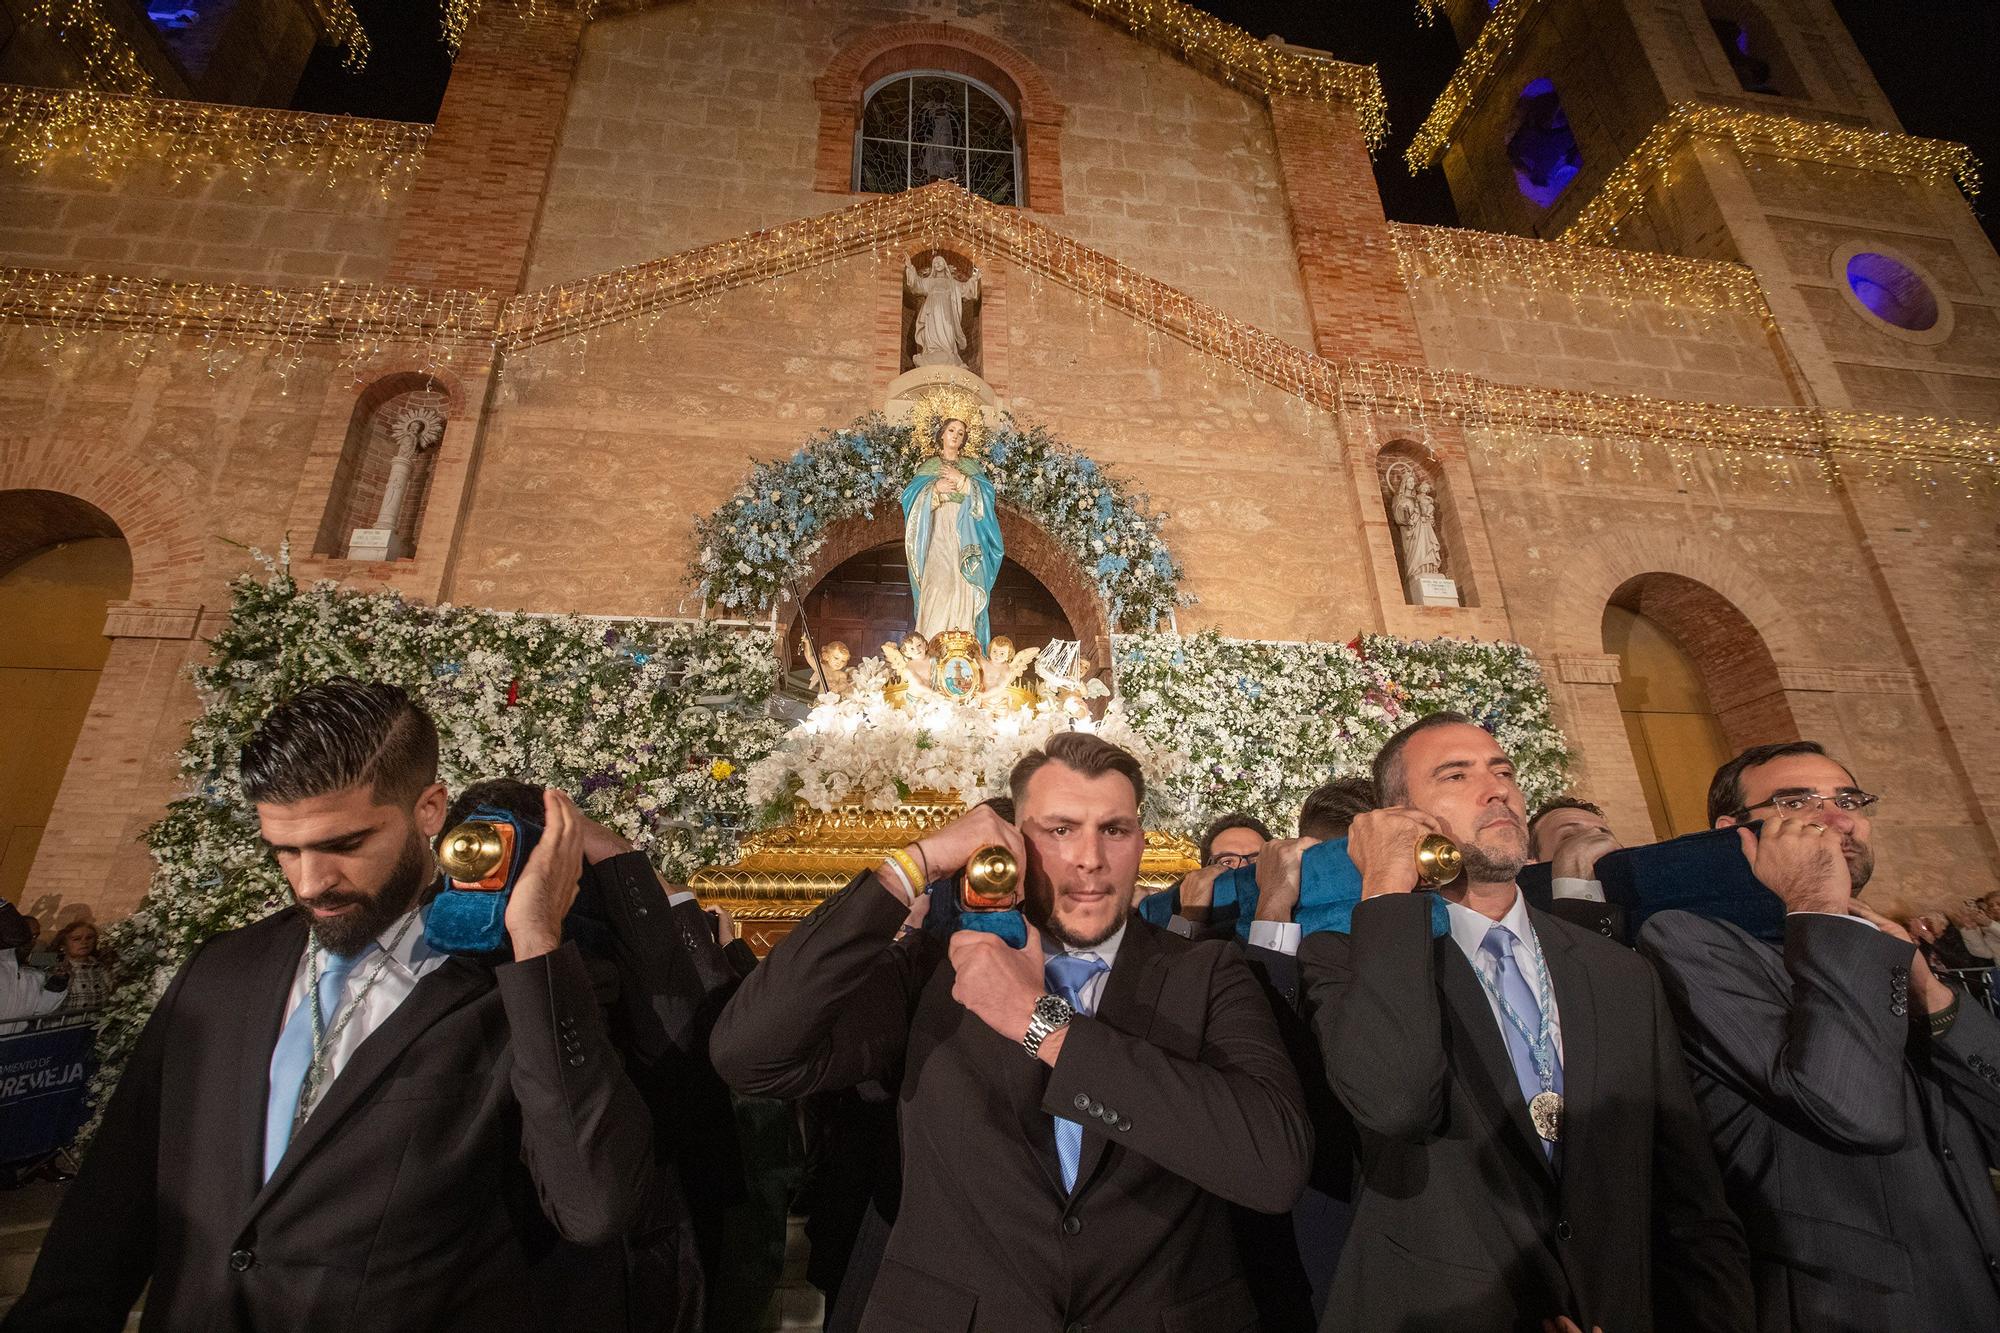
[1299,776,1377,841]
[1199,813,1272,865]
[1706,740,1849,826]
[239,677,439,809]
[1371,710,1476,806]
[1010,731,1146,811]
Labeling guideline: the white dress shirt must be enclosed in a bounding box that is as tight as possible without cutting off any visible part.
[0,955,67,1035]
[1042,922,1125,1013]
[1550,876,1605,903]
[1444,888,1564,1063]
[1246,917,1302,956]
[276,908,449,1091]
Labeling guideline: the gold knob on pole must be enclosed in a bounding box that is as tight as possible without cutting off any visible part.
[962,844,1020,908]
[1414,833,1464,887]
[438,821,507,884]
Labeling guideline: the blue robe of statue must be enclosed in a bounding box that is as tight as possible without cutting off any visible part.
[900,457,1002,650]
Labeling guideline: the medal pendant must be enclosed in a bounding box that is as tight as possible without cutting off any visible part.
[1529,1090,1564,1142]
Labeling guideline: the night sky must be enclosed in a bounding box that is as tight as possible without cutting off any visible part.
[291,1,1997,247]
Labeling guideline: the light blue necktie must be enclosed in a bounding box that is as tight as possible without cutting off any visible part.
[1045,952,1109,1192]
[1480,923,1563,1159]
[263,946,361,1182]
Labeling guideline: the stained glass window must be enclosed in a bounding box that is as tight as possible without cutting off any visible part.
[856,73,1021,206]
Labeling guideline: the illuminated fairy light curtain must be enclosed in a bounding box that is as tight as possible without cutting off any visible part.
[2,181,1995,485]
[1561,103,1982,246]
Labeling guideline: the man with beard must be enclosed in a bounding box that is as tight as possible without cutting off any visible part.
[8,678,658,1332]
[712,732,1310,1331]
[1638,740,2000,1331]
[1302,712,1750,1332]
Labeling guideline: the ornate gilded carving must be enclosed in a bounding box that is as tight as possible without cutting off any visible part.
[694,793,1200,948]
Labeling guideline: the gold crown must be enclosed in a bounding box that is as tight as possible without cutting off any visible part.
[910,387,989,458]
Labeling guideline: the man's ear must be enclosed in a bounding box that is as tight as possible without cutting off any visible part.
[1713,815,1738,830]
[413,781,450,840]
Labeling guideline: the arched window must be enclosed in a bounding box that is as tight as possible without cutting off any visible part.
[1506,78,1582,209]
[856,72,1020,205]
[1704,4,1800,97]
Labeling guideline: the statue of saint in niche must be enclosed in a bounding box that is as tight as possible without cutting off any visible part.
[900,401,1001,650]
[905,253,981,369]
[1384,461,1445,578]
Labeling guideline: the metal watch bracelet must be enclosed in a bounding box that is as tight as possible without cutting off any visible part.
[1023,993,1073,1060]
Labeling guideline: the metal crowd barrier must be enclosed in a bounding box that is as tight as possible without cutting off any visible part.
[0,1006,100,1168]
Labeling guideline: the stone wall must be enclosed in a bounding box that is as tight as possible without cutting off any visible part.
[0,150,408,286]
[1396,224,1799,402]
[522,0,1316,345]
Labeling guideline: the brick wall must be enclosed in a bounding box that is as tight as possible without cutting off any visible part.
[384,5,586,292]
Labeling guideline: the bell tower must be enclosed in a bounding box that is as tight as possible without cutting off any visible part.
[1410,0,1998,421]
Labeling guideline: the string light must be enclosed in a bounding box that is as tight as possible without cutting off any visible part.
[1389,222,1771,329]
[1564,102,1982,245]
[0,180,1991,484]
[1406,0,1538,171]
[308,0,373,72]
[1074,0,1388,147]
[0,86,430,190]
[25,0,160,96]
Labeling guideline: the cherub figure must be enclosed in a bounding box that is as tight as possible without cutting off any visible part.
[799,633,854,697]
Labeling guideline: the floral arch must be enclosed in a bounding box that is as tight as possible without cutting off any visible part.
[691,413,1188,637]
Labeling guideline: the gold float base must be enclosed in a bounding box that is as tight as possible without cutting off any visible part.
[690,792,1200,954]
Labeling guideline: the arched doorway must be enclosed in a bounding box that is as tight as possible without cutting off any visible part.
[0,491,133,908]
[1603,572,1792,838]
[1603,604,1731,838]
[787,541,1074,683]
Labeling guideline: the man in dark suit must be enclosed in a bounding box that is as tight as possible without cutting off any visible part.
[712,732,1311,1332]
[7,679,663,1332]
[1302,712,1751,1333]
[1638,740,2000,1331]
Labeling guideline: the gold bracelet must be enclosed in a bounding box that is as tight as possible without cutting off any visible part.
[887,847,927,897]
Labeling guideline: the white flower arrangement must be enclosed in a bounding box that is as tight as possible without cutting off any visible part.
[691,413,1189,630]
[745,678,1187,827]
[1113,630,1572,833]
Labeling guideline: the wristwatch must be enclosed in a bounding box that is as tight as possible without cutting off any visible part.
[1023,993,1074,1060]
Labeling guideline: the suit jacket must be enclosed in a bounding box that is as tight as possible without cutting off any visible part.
[8,903,659,1333]
[1302,893,1751,1333]
[1638,910,2000,1332]
[547,854,755,1333]
[712,873,1313,1333]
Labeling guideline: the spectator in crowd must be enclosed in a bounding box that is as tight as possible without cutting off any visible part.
[50,921,114,1011]
[1170,811,1271,933]
[712,732,1310,1330]
[1303,712,1751,1331]
[1638,740,2000,1330]
[0,902,64,1035]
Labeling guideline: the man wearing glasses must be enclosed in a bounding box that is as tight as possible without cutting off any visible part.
[1638,741,2000,1331]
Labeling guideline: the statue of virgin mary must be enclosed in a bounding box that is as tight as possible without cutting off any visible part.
[900,414,1002,650]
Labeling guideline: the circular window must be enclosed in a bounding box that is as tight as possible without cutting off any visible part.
[1843,252,1940,332]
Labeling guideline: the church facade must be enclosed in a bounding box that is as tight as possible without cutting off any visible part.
[2,0,1996,927]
